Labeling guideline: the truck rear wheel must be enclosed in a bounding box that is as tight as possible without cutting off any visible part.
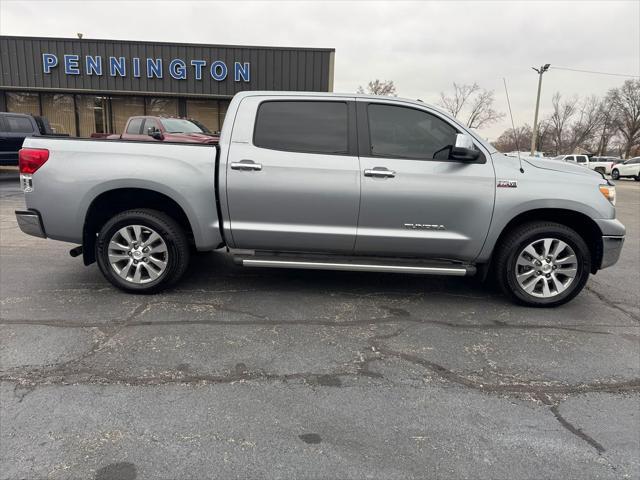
[96,209,190,293]
[494,221,591,307]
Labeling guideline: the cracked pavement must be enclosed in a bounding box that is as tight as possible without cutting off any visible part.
[1,172,639,479]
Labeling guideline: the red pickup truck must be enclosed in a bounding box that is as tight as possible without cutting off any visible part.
[100,116,219,144]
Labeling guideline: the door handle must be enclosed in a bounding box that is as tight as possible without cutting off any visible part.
[231,161,262,171]
[364,168,395,178]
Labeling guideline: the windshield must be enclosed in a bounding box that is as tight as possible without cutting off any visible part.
[189,119,213,134]
[159,118,203,134]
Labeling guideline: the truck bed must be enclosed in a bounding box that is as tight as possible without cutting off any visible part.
[21,136,223,251]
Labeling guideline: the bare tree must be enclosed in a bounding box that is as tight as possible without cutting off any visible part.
[609,79,640,158]
[466,89,505,130]
[493,124,532,153]
[357,79,397,96]
[438,82,479,118]
[595,94,620,155]
[548,93,578,154]
[438,82,504,130]
[566,95,605,153]
[494,79,639,157]
[535,118,554,153]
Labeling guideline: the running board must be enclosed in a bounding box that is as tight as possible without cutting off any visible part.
[233,254,474,276]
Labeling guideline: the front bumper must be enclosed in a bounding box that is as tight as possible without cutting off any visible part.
[15,209,46,238]
[600,235,624,269]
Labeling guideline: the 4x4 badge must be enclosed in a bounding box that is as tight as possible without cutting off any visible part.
[497,180,518,188]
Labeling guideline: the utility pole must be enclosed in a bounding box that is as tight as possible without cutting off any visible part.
[530,63,550,155]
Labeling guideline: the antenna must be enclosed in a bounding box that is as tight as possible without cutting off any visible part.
[503,78,524,173]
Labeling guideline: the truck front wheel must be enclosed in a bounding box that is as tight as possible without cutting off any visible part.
[96,209,190,293]
[494,222,591,307]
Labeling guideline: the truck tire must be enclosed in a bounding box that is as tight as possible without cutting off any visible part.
[612,169,620,180]
[96,209,190,293]
[494,221,591,307]
[594,167,605,175]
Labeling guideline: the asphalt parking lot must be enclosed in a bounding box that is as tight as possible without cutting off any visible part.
[1,172,639,480]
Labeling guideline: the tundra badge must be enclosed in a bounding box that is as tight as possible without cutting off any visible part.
[403,223,446,230]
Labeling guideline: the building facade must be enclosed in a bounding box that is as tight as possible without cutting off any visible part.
[0,36,335,136]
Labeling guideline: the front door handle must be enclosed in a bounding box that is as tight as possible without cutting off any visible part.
[364,168,395,178]
[231,160,262,171]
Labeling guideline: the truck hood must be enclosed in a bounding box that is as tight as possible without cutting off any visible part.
[524,157,602,178]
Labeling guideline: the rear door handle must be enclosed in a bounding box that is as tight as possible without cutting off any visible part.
[364,168,395,178]
[231,160,262,171]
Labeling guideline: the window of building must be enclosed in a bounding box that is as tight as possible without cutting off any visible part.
[126,118,144,134]
[253,101,348,154]
[146,97,178,117]
[41,94,75,135]
[6,92,40,115]
[186,99,219,133]
[367,104,457,160]
[76,95,110,137]
[5,92,40,116]
[111,97,145,134]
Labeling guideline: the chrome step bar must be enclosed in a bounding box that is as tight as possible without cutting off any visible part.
[237,257,473,276]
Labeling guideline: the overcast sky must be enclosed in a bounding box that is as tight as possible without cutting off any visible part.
[1,0,638,139]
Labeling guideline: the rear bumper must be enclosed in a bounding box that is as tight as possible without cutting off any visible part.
[600,235,624,269]
[15,209,46,238]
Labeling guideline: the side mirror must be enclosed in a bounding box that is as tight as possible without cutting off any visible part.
[147,127,164,140]
[449,133,480,162]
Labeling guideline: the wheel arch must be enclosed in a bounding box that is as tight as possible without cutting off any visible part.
[82,188,195,265]
[490,208,604,274]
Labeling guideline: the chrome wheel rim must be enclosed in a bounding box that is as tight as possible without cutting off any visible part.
[108,225,168,284]
[515,238,578,298]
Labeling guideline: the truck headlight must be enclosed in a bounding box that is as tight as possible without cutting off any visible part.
[599,185,616,206]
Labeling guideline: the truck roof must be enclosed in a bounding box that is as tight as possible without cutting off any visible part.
[232,90,434,109]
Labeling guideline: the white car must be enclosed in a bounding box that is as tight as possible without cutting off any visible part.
[611,157,640,181]
[554,154,617,175]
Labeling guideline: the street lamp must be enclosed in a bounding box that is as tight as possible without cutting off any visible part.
[530,63,550,155]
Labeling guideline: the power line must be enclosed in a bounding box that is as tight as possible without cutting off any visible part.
[550,66,639,78]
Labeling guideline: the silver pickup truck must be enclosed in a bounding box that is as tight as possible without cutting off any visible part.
[15,92,625,307]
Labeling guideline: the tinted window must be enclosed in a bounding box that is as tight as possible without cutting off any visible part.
[254,101,348,154]
[576,156,588,163]
[126,118,144,134]
[6,116,34,134]
[367,104,457,160]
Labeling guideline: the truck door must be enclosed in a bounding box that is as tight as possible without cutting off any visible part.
[224,97,360,253]
[354,100,495,261]
[576,155,589,167]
